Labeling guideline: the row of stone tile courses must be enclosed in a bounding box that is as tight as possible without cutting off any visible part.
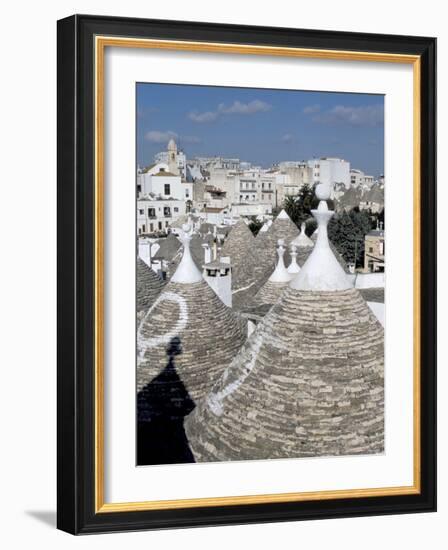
[136,195,384,462]
[220,219,257,309]
[184,183,384,461]
[136,257,166,323]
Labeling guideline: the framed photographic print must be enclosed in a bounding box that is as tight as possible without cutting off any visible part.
[57,14,436,534]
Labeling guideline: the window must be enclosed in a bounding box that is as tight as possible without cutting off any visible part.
[268,183,272,189]
[150,223,153,232]
[139,209,144,215]
[148,208,156,218]
[163,207,171,217]
[142,224,146,233]
[369,247,374,253]
[164,183,170,195]
[158,222,162,230]
[174,207,179,213]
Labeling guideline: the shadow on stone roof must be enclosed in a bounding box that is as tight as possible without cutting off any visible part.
[137,336,195,465]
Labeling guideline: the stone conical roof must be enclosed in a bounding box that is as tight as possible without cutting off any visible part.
[185,287,384,461]
[137,229,247,422]
[185,188,384,461]
[220,219,258,309]
[136,257,165,318]
[152,233,183,279]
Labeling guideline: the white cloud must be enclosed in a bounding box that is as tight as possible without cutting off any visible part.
[145,130,178,143]
[188,99,271,123]
[312,104,384,127]
[303,104,321,114]
[188,111,219,123]
[280,133,294,143]
[144,130,201,146]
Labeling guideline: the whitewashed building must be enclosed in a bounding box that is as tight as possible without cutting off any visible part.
[137,197,186,235]
[308,157,350,196]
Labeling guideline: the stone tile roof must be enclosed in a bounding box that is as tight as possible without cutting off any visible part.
[185,287,384,461]
[359,288,384,303]
[220,220,258,309]
[252,279,289,307]
[136,257,165,317]
[152,233,183,279]
[199,222,214,235]
[137,280,247,421]
[153,233,181,262]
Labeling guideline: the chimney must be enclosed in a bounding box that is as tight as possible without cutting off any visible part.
[202,243,212,264]
[202,258,232,307]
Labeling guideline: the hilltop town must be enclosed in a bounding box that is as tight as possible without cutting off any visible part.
[138,139,385,280]
[136,143,385,465]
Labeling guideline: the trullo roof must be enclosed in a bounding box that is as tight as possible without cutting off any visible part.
[220,219,258,309]
[185,189,384,461]
[136,257,165,318]
[137,228,247,422]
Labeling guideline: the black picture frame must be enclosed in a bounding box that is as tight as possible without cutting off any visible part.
[57,14,436,534]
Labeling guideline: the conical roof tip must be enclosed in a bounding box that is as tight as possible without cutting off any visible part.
[277,209,290,220]
[171,224,203,284]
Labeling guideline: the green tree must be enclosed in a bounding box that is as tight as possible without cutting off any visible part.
[248,217,264,236]
[328,208,374,268]
[283,183,315,227]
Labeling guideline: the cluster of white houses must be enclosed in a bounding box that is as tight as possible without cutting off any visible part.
[137,182,385,464]
[137,139,384,236]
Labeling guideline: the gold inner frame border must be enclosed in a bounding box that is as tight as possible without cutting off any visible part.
[94,35,421,513]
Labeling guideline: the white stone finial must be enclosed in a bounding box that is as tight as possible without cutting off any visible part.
[315,182,331,201]
[269,239,292,283]
[290,200,352,291]
[287,244,301,275]
[291,222,314,248]
[171,225,203,284]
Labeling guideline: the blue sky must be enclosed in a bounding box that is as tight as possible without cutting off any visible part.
[137,83,384,177]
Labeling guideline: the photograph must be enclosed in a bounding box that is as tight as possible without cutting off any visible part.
[135,83,386,466]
